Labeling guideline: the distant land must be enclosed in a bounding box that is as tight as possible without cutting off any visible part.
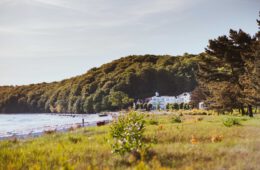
[0,54,200,113]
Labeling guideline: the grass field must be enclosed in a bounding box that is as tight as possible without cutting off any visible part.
[0,112,260,170]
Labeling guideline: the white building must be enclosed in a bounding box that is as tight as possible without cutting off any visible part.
[199,101,207,110]
[147,92,191,110]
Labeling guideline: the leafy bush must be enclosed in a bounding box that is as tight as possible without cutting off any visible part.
[44,129,56,134]
[174,109,217,115]
[147,119,159,125]
[240,117,249,121]
[109,111,147,155]
[222,117,241,127]
[171,115,182,123]
[196,117,203,121]
[68,136,82,144]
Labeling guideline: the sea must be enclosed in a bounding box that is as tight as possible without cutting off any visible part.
[0,113,113,139]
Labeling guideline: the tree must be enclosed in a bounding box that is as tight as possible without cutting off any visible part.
[197,28,255,116]
[143,103,148,111]
[147,103,153,111]
[190,87,206,108]
[166,103,170,110]
[101,96,111,111]
[93,103,102,113]
[179,103,184,110]
[156,103,161,110]
[0,54,198,113]
[83,96,94,113]
[173,103,179,110]
[184,103,190,110]
[239,15,260,115]
[108,91,134,110]
[72,98,82,113]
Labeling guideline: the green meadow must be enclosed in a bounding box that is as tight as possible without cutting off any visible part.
[1,112,260,170]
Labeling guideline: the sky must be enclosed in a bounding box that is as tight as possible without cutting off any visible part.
[0,0,259,85]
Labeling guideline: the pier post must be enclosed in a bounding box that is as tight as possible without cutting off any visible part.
[82,118,84,127]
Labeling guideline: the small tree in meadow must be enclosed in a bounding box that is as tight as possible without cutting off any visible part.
[147,104,153,111]
[143,103,148,111]
[168,104,174,110]
[179,103,184,110]
[109,111,147,156]
[140,103,144,109]
[135,103,140,110]
[156,103,161,110]
[166,103,170,110]
[173,103,179,110]
[184,103,189,110]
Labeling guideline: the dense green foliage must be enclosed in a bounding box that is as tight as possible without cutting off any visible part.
[196,15,260,116]
[166,102,191,110]
[222,117,241,127]
[0,55,198,113]
[171,115,182,123]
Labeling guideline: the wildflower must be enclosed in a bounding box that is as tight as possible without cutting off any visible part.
[190,135,198,144]
[211,135,223,143]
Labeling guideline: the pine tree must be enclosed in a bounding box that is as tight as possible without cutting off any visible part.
[197,29,255,115]
[190,87,206,108]
[239,15,260,116]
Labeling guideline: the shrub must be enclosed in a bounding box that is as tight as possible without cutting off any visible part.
[143,103,148,111]
[147,119,159,125]
[68,136,82,144]
[173,103,179,110]
[147,104,153,111]
[44,129,56,134]
[109,111,147,155]
[175,109,217,115]
[196,117,203,121]
[222,117,241,127]
[211,135,223,143]
[171,115,182,123]
[179,103,184,110]
[240,117,249,121]
[9,137,18,144]
[166,103,170,110]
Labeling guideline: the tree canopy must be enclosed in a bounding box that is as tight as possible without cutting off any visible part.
[196,15,260,116]
[0,54,198,113]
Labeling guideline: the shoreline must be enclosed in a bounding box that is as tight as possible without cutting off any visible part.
[0,113,118,140]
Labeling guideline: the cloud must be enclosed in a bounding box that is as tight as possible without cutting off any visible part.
[29,0,81,12]
[0,0,257,59]
[0,0,259,84]
[0,0,195,35]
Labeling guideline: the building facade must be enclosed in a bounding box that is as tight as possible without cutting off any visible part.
[147,92,191,110]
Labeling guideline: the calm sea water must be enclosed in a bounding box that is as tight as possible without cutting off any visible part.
[0,114,112,139]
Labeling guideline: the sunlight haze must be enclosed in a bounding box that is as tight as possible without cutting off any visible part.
[0,0,259,85]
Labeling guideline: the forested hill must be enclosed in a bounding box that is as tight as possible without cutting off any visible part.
[0,54,199,113]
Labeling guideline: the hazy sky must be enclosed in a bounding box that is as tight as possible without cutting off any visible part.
[0,0,259,85]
